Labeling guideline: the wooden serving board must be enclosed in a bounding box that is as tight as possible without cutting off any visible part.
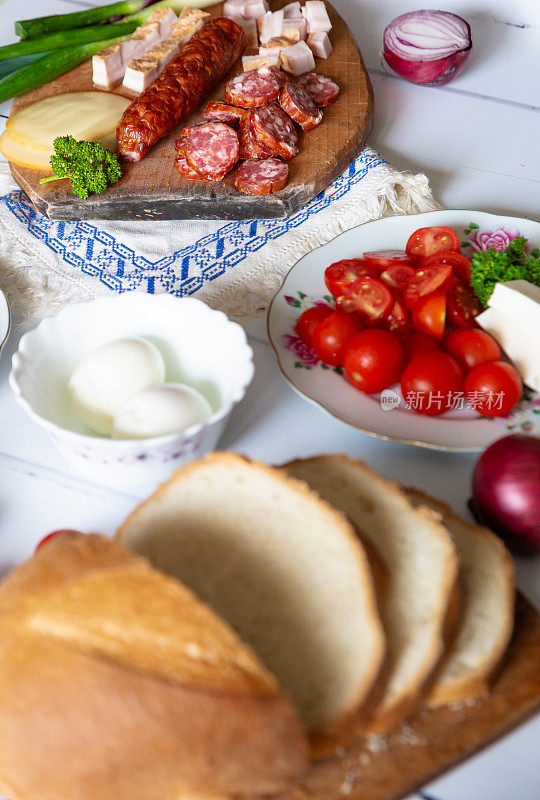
[9,1,373,221]
[277,594,540,800]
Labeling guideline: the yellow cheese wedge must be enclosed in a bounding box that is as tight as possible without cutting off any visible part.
[0,131,53,171]
[6,91,130,151]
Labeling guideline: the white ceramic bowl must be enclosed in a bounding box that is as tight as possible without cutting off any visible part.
[10,293,254,488]
[0,288,10,355]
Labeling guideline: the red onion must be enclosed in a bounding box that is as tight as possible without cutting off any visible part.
[383,10,472,87]
[470,434,540,555]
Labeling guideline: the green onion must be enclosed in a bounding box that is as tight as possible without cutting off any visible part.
[0,38,128,104]
[0,54,44,80]
[0,21,141,62]
[15,1,148,40]
[15,0,213,41]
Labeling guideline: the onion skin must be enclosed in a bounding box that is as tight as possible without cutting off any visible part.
[383,45,472,87]
[471,434,540,555]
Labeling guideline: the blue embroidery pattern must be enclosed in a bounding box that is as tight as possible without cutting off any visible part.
[0,150,384,297]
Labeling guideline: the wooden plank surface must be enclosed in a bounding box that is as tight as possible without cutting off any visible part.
[274,594,540,800]
[8,1,373,221]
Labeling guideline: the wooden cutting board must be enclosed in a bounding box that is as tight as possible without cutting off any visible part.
[8,1,373,221]
[276,594,540,800]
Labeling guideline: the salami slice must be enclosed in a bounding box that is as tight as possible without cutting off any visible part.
[235,158,289,195]
[267,65,288,86]
[251,102,299,159]
[204,101,247,126]
[184,122,239,181]
[225,68,280,108]
[238,111,274,159]
[279,82,323,131]
[296,72,339,107]
[175,151,205,180]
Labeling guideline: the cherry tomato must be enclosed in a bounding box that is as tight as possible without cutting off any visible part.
[324,259,378,297]
[421,251,472,283]
[35,529,80,552]
[344,329,405,394]
[403,264,452,309]
[380,264,416,293]
[382,298,410,337]
[363,250,415,271]
[341,277,393,321]
[411,289,447,340]
[465,361,523,417]
[406,226,460,259]
[447,281,483,327]
[295,305,333,346]
[401,352,464,416]
[311,310,362,367]
[444,329,502,372]
[403,332,441,362]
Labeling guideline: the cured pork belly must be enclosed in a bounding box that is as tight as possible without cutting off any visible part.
[302,1,332,34]
[123,9,210,94]
[92,7,177,88]
[280,40,316,75]
[307,30,332,58]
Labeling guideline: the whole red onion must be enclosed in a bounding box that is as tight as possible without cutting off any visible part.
[471,434,540,555]
[383,10,473,87]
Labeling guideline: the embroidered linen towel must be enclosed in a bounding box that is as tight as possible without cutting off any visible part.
[0,149,438,321]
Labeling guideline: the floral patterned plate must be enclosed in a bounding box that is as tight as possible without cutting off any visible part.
[267,210,540,450]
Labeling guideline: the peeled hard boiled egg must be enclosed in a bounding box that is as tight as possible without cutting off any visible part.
[68,337,166,436]
[112,383,212,440]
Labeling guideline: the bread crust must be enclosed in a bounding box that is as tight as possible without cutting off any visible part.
[118,451,386,758]
[405,488,515,707]
[282,454,459,736]
[0,533,309,800]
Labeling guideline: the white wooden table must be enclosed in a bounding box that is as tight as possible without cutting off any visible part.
[0,1,539,798]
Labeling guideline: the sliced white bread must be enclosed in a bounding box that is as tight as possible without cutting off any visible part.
[406,489,515,706]
[0,534,309,800]
[117,452,385,754]
[282,455,459,734]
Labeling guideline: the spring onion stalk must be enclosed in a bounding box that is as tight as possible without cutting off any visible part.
[15,0,215,41]
[0,54,44,80]
[0,38,128,104]
[0,21,141,62]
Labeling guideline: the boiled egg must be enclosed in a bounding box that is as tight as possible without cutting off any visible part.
[68,337,166,436]
[112,383,212,440]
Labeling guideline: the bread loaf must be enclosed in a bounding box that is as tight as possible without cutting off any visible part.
[282,455,459,734]
[0,533,309,800]
[406,489,515,706]
[117,452,386,755]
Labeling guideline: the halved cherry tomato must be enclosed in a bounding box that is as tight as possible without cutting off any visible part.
[406,226,460,259]
[401,352,464,416]
[344,329,404,394]
[403,264,452,309]
[341,277,393,321]
[311,310,362,367]
[324,259,378,297]
[412,289,446,340]
[295,305,333,346]
[447,281,483,327]
[363,250,415,271]
[403,332,441,362]
[465,361,522,417]
[421,251,472,283]
[381,298,410,337]
[35,529,80,552]
[444,329,501,372]
[380,264,417,293]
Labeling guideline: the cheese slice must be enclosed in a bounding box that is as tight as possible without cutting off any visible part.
[477,280,540,392]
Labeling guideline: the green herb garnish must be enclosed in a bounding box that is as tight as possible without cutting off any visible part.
[39,135,122,199]
[470,236,540,307]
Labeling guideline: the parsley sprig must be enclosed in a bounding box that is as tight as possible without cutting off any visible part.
[470,236,540,307]
[40,135,122,199]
